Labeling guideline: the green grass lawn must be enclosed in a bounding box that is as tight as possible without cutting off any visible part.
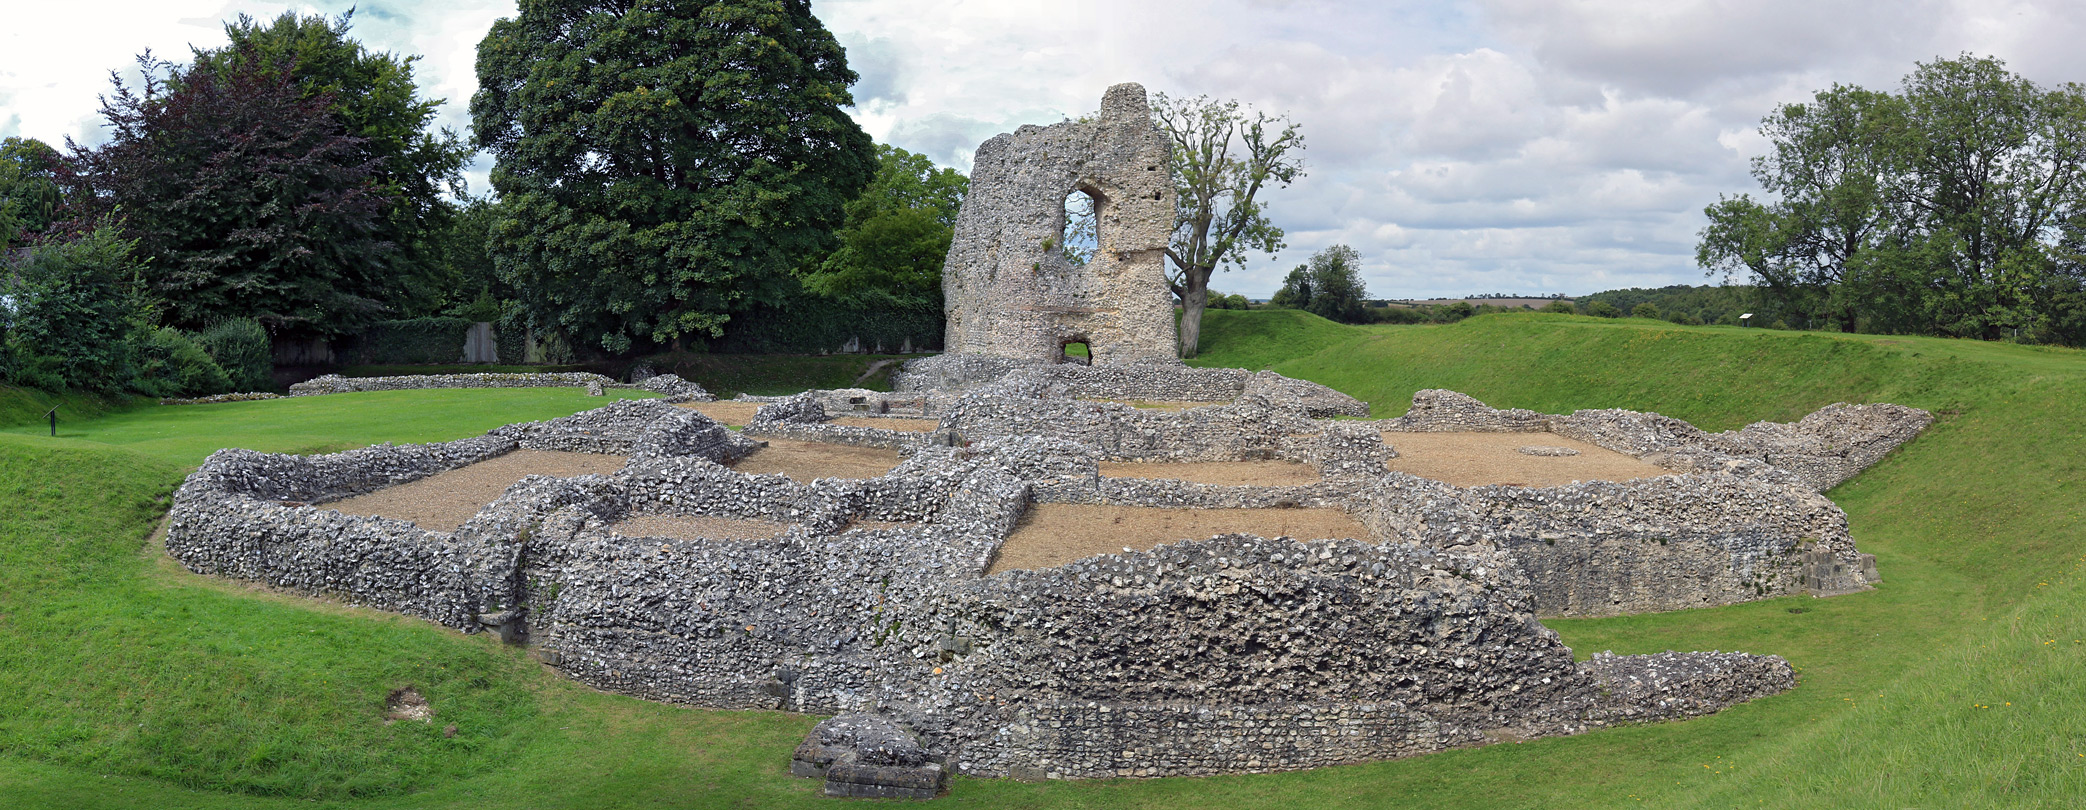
[4,311,2085,808]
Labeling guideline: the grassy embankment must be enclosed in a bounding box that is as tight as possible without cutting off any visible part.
[1,310,2082,808]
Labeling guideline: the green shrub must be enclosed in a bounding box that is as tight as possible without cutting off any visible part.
[496,321,530,365]
[3,225,148,392]
[1367,306,1432,325]
[132,327,231,397]
[196,318,273,391]
[1540,299,1576,314]
[1631,302,1661,319]
[1585,300,1624,318]
[1207,292,1252,310]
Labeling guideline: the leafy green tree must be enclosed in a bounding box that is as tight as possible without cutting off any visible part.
[68,51,392,338]
[0,137,63,249]
[1301,245,1369,323]
[195,318,274,392]
[1155,93,1305,357]
[1206,292,1251,310]
[1584,300,1623,318]
[1269,265,1313,310]
[1631,302,1661,319]
[803,144,967,303]
[4,226,151,391]
[1432,301,1476,323]
[473,0,877,354]
[1699,55,2086,343]
[1540,299,1576,314]
[1699,85,1905,332]
[430,196,505,320]
[192,11,472,316]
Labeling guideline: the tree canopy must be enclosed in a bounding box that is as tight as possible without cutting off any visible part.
[1699,54,2086,345]
[1154,93,1305,357]
[191,11,472,316]
[67,50,395,337]
[802,143,967,304]
[0,137,63,250]
[472,0,877,354]
[1271,244,1369,323]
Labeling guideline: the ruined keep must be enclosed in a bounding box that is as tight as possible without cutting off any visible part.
[940,83,1179,365]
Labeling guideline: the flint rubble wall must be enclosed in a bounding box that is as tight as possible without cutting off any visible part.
[162,379,1930,779]
[287,372,713,400]
[940,83,1178,364]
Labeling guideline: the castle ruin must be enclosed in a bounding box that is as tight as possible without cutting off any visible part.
[941,83,1179,365]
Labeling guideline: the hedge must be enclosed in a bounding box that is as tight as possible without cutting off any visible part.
[339,317,473,365]
[707,295,942,355]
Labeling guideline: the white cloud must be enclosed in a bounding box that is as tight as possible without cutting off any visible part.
[4,0,2080,297]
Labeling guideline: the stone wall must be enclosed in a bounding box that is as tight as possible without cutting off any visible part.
[940,83,1178,365]
[1385,389,1932,493]
[165,384,1925,780]
[163,409,1802,781]
[287,372,713,401]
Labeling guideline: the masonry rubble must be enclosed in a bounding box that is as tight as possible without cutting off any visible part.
[163,367,1927,783]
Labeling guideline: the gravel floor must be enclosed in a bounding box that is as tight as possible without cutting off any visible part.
[1099,459,1321,486]
[731,439,903,481]
[676,401,763,426]
[325,450,628,532]
[1381,431,1671,487]
[987,503,1373,574]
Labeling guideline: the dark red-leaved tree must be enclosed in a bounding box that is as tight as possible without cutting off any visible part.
[68,50,394,337]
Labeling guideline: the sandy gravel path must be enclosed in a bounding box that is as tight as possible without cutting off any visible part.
[988,503,1371,574]
[325,450,627,531]
[1382,431,1670,487]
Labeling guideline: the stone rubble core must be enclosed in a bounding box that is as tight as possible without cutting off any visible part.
[940,83,1178,365]
[161,372,1930,783]
[286,371,715,401]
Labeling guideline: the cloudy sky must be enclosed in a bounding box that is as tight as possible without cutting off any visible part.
[4,1,2080,298]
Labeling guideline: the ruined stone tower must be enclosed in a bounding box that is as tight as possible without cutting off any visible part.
[941,83,1179,365]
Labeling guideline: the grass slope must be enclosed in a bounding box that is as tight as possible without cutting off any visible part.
[2,310,2082,808]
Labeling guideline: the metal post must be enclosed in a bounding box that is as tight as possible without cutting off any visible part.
[46,405,58,437]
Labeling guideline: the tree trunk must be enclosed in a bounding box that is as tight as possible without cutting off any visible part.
[1178,270,1210,359]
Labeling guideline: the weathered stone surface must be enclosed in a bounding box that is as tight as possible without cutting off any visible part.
[162,375,1926,784]
[941,83,1177,365]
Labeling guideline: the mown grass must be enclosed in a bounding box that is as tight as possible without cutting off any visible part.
[0,388,656,467]
[2,310,2083,807]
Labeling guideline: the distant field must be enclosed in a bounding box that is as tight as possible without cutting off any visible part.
[1383,297,1569,309]
[3,309,2083,808]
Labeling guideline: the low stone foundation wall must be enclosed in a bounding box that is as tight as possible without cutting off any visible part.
[287,371,714,401]
[1387,389,1932,493]
[164,379,1926,781]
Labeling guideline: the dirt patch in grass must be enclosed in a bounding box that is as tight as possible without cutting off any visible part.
[1099,459,1320,486]
[1381,431,1671,487]
[988,503,1371,574]
[609,514,790,540]
[730,439,902,481]
[677,401,763,426]
[826,416,941,433]
[325,450,627,531]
